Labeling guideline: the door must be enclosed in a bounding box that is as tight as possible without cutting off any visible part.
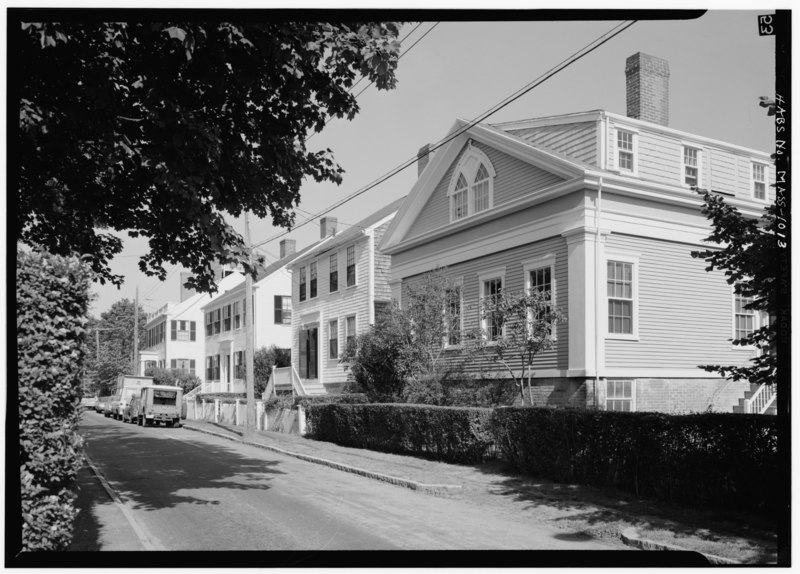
[299,327,318,380]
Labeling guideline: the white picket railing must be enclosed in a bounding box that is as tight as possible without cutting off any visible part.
[744,383,776,414]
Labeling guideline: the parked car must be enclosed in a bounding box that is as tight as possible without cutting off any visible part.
[95,396,110,413]
[122,395,142,424]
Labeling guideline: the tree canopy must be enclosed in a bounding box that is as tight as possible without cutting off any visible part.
[88,298,147,395]
[17,20,401,293]
[690,97,780,388]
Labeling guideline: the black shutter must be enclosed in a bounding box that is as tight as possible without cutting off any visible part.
[274,295,282,324]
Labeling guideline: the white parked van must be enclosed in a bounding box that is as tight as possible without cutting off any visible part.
[137,385,183,428]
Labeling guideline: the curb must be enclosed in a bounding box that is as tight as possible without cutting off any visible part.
[182,424,463,497]
[620,527,742,565]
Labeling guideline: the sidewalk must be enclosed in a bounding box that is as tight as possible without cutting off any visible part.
[182,420,779,564]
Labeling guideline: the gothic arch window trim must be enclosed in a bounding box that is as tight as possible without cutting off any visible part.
[447,141,496,223]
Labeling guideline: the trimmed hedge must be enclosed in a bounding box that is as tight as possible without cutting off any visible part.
[305,403,494,464]
[18,249,92,551]
[492,407,779,514]
[294,393,368,408]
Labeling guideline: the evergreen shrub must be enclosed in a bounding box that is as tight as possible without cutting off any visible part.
[305,403,494,464]
[17,249,92,551]
[491,407,779,514]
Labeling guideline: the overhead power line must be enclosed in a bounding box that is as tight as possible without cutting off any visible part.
[252,19,637,250]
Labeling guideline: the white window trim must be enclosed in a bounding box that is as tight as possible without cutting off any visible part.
[604,252,640,341]
[522,254,557,338]
[731,286,763,350]
[329,252,339,294]
[345,245,358,289]
[605,378,637,412]
[328,317,339,360]
[750,161,769,203]
[478,267,507,343]
[680,143,703,189]
[443,277,464,350]
[613,127,639,176]
[447,143,497,223]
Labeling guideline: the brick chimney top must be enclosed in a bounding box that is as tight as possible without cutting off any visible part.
[417,144,432,177]
[279,239,296,259]
[625,52,670,127]
[320,216,338,239]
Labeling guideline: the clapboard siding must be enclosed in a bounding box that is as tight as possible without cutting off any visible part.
[636,129,682,185]
[708,147,738,195]
[604,233,756,369]
[406,141,565,240]
[291,236,373,386]
[402,237,569,375]
[508,121,598,165]
[373,221,393,303]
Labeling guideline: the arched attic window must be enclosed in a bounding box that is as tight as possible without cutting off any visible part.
[448,143,496,223]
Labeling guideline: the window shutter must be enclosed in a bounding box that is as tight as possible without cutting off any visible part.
[274,295,282,324]
[171,320,177,340]
[299,330,308,378]
[190,321,196,341]
[190,359,195,370]
[171,359,176,369]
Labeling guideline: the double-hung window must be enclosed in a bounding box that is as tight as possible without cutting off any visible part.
[734,292,756,342]
[328,319,339,359]
[607,260,635,336]
[752,163,767,200]
[444,286,462,346]
[617,130,635,172]
[683,146,700,187]
[345,315,356,349]
[329,253,338,293]
[310,262,317,298]
[299,266,307,301]
[223,304,231,331]
[213,309,221,335]
[274,295,291,325]
[528,265,554,335]
[346,246,356,287]
[478,271,505,342]
[606,380,634,411]
[205,312,213,337]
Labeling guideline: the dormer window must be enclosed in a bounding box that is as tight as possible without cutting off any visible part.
[752,162,767,201]
[617,130,635,172]
[448,143,496,223]
[683,146,700,187]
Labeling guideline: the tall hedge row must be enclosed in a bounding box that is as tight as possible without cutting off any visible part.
[17,249,92,551]
[305,403,494,464]
[492,408,779,514]
[306,402,778,513]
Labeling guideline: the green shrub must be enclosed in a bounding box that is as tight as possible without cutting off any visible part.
[306,403,494,464]
[491,407,779,514]
[17,249,92,551]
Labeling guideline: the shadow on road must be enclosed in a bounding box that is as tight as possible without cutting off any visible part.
[80,413,287,514]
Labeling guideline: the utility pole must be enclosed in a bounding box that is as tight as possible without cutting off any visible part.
[134,286,139,376]
[244,212,256,437]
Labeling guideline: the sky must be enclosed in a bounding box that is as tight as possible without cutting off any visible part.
[87,9,779,318]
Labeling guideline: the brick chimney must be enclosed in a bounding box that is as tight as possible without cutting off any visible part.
[320,216,337,239]
[625,52,670,126]
[180,272,195,302]
[279,239,296,259]
[417,144,432,177]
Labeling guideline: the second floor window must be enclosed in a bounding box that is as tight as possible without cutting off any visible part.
[330,253,338,292]
[223,304,231,331]
[205,312,213,336]
[274,295,291,325]
[213,309,221,334]
[299,266,307,301]
[753,163,767,200]
[310,262,317,298]
[683,146,700,187]
[617,130,635,172]
[346,246,356,287]
[171,320,196,341]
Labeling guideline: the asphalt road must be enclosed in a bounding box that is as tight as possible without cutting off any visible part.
[79,412,619,552]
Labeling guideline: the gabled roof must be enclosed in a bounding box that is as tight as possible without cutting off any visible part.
[254,240,320,282]
[290,196,406,267]
[380,117,588,254]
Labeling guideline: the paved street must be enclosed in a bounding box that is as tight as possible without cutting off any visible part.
[76,411,619,552]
